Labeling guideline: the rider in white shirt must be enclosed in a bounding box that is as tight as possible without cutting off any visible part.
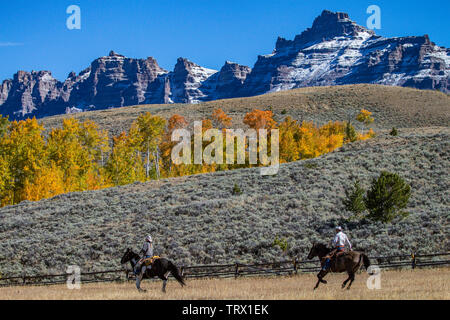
[323,226,352,271]
[333,227,352,251]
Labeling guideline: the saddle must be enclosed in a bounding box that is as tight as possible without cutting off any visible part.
[332,251,348,268]
[142,256,160,267]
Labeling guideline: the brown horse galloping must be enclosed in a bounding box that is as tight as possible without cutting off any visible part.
[307,243,371,290]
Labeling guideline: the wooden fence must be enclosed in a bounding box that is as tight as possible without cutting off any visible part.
[0,252,448,287]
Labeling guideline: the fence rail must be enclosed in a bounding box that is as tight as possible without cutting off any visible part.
[0,252,448,287]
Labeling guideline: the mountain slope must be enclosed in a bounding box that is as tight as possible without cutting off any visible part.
[1,10,449,120]
[0,127,448,276]
[39,84,450,138]
[242,11,449,95]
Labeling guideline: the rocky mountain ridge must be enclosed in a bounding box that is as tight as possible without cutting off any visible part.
[1,10,448,120]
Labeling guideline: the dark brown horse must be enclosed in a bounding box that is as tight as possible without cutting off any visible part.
[307,243,371,290]
[121,248,185,292]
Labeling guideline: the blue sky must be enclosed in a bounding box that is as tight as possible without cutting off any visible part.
[0,0,448,81]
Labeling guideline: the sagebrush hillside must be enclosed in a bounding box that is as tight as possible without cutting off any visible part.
[0,127,448,276]
[40,84,450,136]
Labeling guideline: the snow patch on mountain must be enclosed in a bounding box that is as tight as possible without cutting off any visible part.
[0,10,448,120]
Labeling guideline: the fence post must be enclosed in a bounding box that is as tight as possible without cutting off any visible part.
[293,258,298,275]
[411,252,416,269]
[234,263,239,279]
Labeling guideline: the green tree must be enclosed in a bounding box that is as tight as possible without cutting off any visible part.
[364,171,411,223]
[344,121,358,143]
[343,180,366,218]
[390,127,398,136]
[232,183,242,195]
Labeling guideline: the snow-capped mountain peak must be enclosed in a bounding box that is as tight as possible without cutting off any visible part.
[1,10,448,120]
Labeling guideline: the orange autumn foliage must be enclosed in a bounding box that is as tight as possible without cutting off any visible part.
[212,108,232,128]
[0,108,375,207]
[243,109,277,130]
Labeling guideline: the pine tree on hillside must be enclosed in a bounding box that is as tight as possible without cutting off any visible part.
[364,171,411,223]
[344,121,358,143]
[343,179,366,218]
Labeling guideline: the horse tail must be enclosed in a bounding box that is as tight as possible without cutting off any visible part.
[362,253,371,270]
[168,261,186,286]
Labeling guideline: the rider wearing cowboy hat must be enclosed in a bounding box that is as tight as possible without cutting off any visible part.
[322,226,352,271]
[134,234,154,275]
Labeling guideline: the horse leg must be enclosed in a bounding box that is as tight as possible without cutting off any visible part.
[162,280,167,293]
[314,278,321,290]
[158,272,170,293]
[136,274,146,292]
[344,256,361,290]
[314,270,328,290]
[136,267,147,292]
[319,269,328,284]
[158,273,169,293]
[346,273,355,290]
[342,273,352,289]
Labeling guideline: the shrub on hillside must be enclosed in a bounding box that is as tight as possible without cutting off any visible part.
[232,183,242,195]
[303,162,319,169]
[272,236,289,252]
[364,171,411,223]
[390,127,399,136]
[343,180,366,218]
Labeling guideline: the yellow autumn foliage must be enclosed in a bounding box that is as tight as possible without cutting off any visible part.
[0,108,375,207]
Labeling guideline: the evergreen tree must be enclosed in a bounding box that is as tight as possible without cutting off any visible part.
[390,127,398,136]
[364,171,411,223]
[344,121,358,143]
[343,179,366,218]
[232,183,242,195]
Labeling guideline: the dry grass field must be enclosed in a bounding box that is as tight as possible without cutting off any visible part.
[1,268,448,300]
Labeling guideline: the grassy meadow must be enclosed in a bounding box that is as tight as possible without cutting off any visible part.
[0,268,448,300]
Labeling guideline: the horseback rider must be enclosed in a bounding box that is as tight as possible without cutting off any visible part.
[134,235,154,275]
[322,226,352,271]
